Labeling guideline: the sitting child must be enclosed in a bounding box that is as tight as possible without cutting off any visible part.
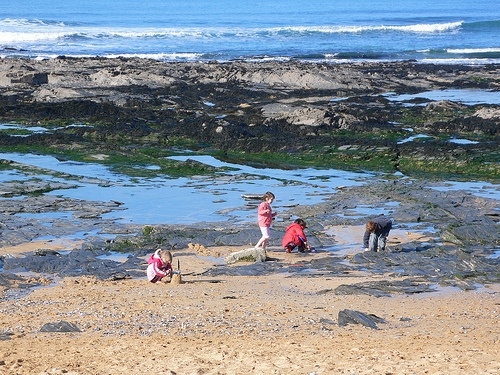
[282,218,312,253]
[146,248,173,283]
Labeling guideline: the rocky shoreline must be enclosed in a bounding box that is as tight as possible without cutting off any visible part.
[1,58,500,296]
[0,58,499,179]
[0,58,499,289]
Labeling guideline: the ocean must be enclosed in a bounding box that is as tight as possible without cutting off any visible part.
[1,0,499,63]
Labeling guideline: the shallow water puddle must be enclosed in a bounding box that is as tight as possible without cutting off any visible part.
[1,152,499,226]
[429,180,500,199]
[96,251,134,263]
[30,229,118,243]
[487,249,500,259]
[383,89,500,105]
[336,202,400,219]
[325,225,438,257]
[0,152,371,225]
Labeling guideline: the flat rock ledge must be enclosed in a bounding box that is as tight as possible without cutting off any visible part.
[225,247,267,264]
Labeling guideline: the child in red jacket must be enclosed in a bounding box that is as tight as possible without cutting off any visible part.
[147,248,173,283]
[282,219,312,253]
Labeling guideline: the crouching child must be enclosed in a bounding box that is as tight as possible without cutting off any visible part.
[363,215,393,252]
[282,218,312,253]
[147,248,173,283]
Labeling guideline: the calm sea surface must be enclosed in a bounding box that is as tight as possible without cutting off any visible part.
[1,0,499,63]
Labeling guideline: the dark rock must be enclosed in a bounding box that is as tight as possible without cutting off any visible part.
[0,331,14,341]
[338,309,386,329]
[3,248,144,280]
[40,321,81,333]
[8,72,48,85]
[444,224,500,246]
[334,280,436,297]
[34,249,61,256]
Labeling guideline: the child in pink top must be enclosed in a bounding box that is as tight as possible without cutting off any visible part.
[254,191,277,252]
[146,249,173,283]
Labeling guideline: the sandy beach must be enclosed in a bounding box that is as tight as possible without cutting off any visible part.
[1,228,499,375]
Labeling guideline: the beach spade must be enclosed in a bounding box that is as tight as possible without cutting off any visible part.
[171,259,182,285]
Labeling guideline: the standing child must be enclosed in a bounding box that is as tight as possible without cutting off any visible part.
[363,215,393,252]
[282,218,312,253]
[254,191,277,252]
[147,248,173,283]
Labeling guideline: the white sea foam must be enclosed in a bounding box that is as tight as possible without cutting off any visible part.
[0,19,466,43]
[104,52,205,61]
[0,31,70,43]
[447,47,500,54]
[276,21,463,34]
[420,58,500,65]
